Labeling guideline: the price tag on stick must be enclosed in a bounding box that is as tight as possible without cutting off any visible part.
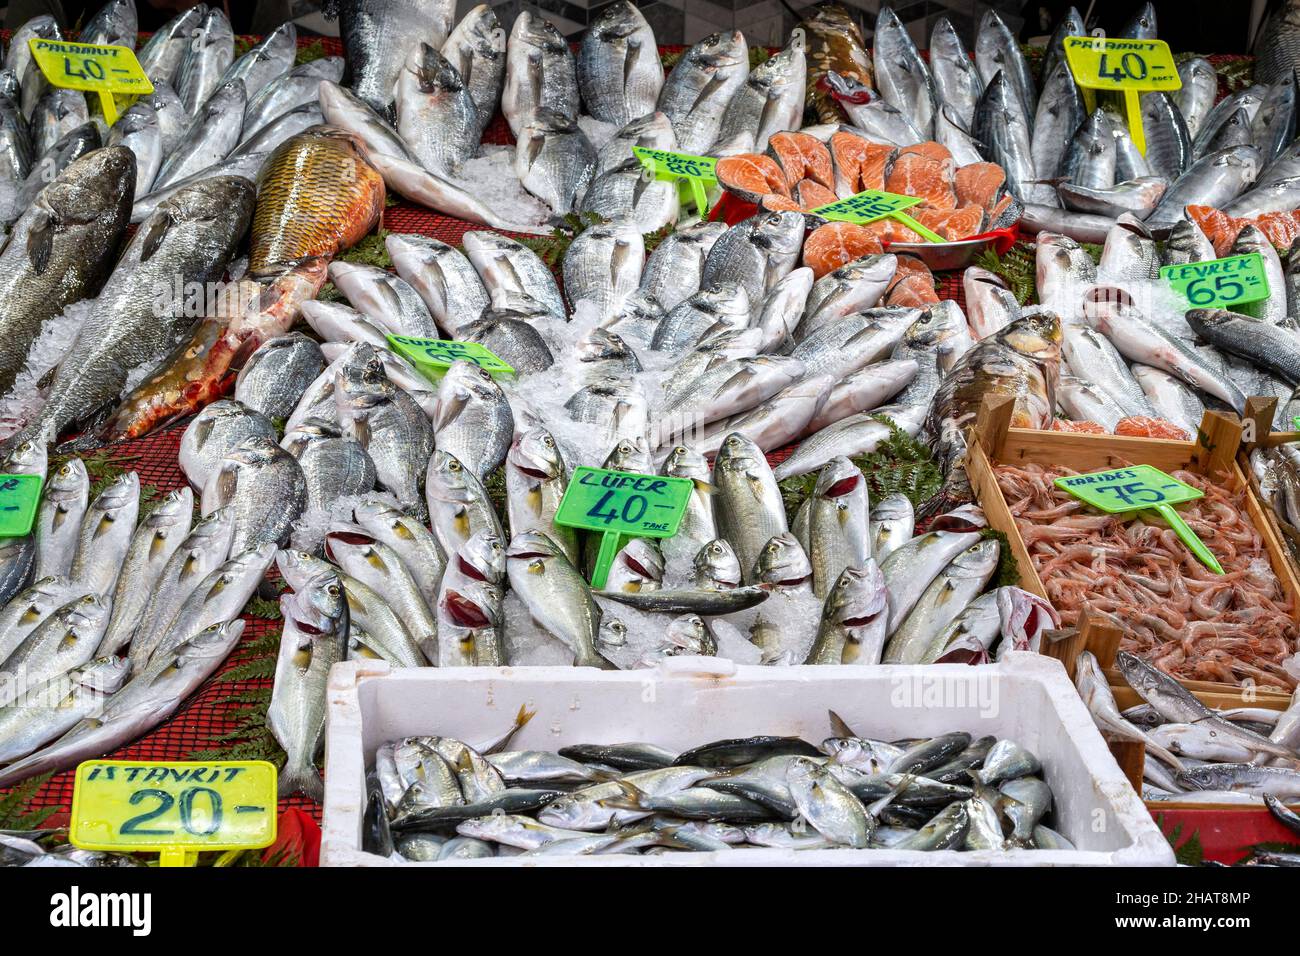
[1063,35,1181,155]
[386,335,515,382]
[0,473,42,537]
[555,466,693,589]
[1159,253,1269,316]
[28,38,154,126]
[633,146,718,216]
[1054,464,1223,574]
[70,760,278,867]
[810,188,946,243]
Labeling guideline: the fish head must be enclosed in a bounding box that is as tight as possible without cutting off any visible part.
[662,613,713,653]
[94,471,140,511]
[275,549,331,590]
[750,210,806,255]
[597,616,628,647]
[146,487,195,526]
[169,620,247,670]
[578,328,637,366]
[2,438,47,477]
[75,655,132,694]
[602,436,651,473]
[459,529,507,582]
[928,504,987,532]
[290,569,350,637]
[693,538,741,589]
[662,445,709,482]
[428,449,476,501]
[753,532,812,588]
[509,427,564,481]
[998,311,1062,359]
[45,456,88,497]
[828,562,887,624]
[616,538,664,582]
[715,431,763,472]
[691,30,747,69]
[62,592,111,631]
[506,530,563,567]
[813,456,864,502]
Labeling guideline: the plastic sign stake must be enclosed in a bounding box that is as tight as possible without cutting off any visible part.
[69,760,278,866]
[1062,35,1180,155]
[555,467,693,589]
[810,189,946,243]
[632,146,717,216]
[28,38,153,126]
[0,473,42,537]
[1055,465,1223,574]
[387,335,515,382]
[1160,252,1269,316]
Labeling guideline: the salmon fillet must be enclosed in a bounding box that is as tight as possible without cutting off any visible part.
[803,221,884,278]
[885,272,940,307]
[885,152,957,210]
[954,162,1006,211]
[899,141,953,164]
[795,178,839,210]
[716,154,790,204]
[912,204,987,240]
[768,131,834,189]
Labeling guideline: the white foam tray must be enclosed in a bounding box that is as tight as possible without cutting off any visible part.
[320,653,1175,866]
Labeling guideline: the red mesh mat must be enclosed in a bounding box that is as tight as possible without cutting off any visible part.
[0,33,1250,826]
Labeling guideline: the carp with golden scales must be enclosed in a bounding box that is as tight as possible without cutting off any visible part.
[101,126,385,441]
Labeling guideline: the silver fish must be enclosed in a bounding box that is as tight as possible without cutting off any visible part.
[149,544,276,662]
[0,576,87,667]
[806,563,889,665]
[31,88,88,160]
[31,459,88,583]
[929,17,982,129]
[437,529,506,666]
[234,333,326,423]
[976,71,1053,206]
[774,404,927,481]
[502,11,579,137]
[386,233,489,335]
[577,1,663,126]
[218,22,296,102]
[336,0,455,115]
[137,6,207,86]
[883,539,1000,663]
[712,433,788,584]
[0,619,245,788]
[701,211,804,317]
[352,493,446,609]
[442,4,507,135]
[152,79,246,190]
[269,569,348,801]
[563,220,644,321]
[179,400,278,491]
[107,101,162,199]
[175,6,234,115]
[579,157,679,233]
[281,419,376,512]
[1032,62,1085,182]
[975,9,1036,123]
[68,473,139,598]
[327,532,437,663]
[514,108,595,216]
[425,449,502,561]
[873,6,936,137]
[97,487,194,658]
[595,111,677,176]
[1176,57,1218,141]
[656,31,748,153]
[396,43,479,177]
[432,359,512,482]
[315,79,411,160]
[504,427,579,565]
[242,58,345,138]
[0,655,129,764]
[200,436,307,552]
[713,33,806,152]
[1146,145,1261,231]
[462,230,565,321]
[0,593,110,686]
[459,308,555,375]
[506,531,607,668]
[329,260,437,338]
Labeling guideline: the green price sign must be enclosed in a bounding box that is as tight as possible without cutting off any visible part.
[0,473,42,537]
[555,466,693,588]
[1160,253,1269,315]
[632,146,717,215]
[1055,464,1222,574]
[386,335,514,381]
[810,189,945,243]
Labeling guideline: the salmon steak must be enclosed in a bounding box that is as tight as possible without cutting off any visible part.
[802,221,884,277]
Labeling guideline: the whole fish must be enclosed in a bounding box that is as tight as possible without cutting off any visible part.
[179,401,278,491]
[929,18,982,129]
[218,22,297,102]
[976,71,1053,206]
[579,157,679,233]
[502,11,579,137]
[713,33,806,153]
[787,757,872,847]
[1031,62,1083,183]
[774,404,927,481]
[281,419,376,512]
[713,433,788,583]
[1176,57,1218,141]
[137,6,207,86]
[506,532,607,668]
[873,6,935,138]
[270,569,349,800]
[1185,309,1300,385]
[149,544,275,664]
[826,75,924,146]
[200,436,307,552]
[96,487,193,658]
[1252,81,1296,164]
[459,310,555,375]
[462,230,565,321]
[689,374,834,457]
[68,473,139,598]
[1232,224,1289,324]
[25,176,255,446]
[431,359,512,482]
[387,233,490,334]
[657,31,748,153]
[0,620,246,788]
[396,44,478,177]
[975,9,1036,123]
[806,456,870,598]
[32,459,89,582]
[329,260,437,337]
[0,656,129,764]
[577,1,663,126]
[0,95,32,185]
[1131,364,1204,438]
[335,0,455,115]
[335,350,434,518]
[0,147,134,395]
[884,539,1000,663]
[175,7,234,115]
[650,282,751,355]
[127,507,234,669]
[321,83,414,167]
[351,495,445,610]
[328,532,436,662]
[1062,327,1155,417]
[442,5,507,135]
[6,17,60,94]
[234,333,326,422]
[0,593,110,686]
[1146,145,1261,231]
[514,108,595,216]
[1058,176,1169,219]
[139,82,189,156]
[563,221,644,321]
[806,563,889,665]
[242,58,346,138]
[701,211,804,316]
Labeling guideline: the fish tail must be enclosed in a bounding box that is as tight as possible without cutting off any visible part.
[278,758,325,803]
[595,779,648,811]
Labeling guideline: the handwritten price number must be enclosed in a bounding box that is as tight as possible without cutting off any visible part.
[120,786,224,838]
[585,490,649,526]
[1185,274,1248,305]
[1097,481,1179,507]
[1097,51,1149,82]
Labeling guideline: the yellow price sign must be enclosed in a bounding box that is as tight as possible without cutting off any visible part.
[70,760,278,866]
[27,38,154,126]
[1063,36,1181,155]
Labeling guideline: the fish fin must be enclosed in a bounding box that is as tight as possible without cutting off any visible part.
[595,779,647,811]
[278,761,324,802]
[828,709,858,739]
[26,213,52,274]
[137,210,175,263]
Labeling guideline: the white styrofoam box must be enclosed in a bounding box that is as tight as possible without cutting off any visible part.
[321,652,1175,866]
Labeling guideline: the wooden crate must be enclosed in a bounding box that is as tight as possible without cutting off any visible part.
[964,394,1299,704]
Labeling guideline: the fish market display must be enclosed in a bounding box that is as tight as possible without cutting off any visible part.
[364,719,1069,860]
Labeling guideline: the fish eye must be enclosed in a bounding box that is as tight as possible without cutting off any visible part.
[327,584,341,597]
[543,435,554,447]
[448,459,461,472]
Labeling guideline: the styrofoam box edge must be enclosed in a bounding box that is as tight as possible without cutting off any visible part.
[320,653,1176,867]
